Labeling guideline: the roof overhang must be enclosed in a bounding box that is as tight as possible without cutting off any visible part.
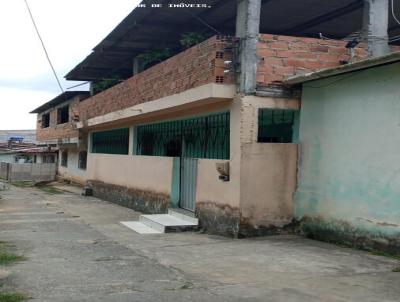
[285,52,400,85]
[30,91,90,114]
[65,0,400,82]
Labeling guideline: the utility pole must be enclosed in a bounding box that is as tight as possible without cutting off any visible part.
[363,0,391,57]
[236,0,262,94]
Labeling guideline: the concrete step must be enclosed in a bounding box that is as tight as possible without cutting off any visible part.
[140,214,198,233]
[120,221,162,234]
[168,208,198,224]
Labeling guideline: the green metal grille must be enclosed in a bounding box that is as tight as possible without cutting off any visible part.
[136,112,230,160]
[136,121,181,157]
[92,128,129,155]
[258,109,296,143]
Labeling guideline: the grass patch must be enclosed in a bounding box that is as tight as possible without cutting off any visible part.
[0,243,13,249]
[0,253,25,266]
[36,186,64,195]
[0,292,29,302]
[369,250,400,260]
[11,182,34,188]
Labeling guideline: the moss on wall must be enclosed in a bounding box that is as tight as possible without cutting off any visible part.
[300,216,400,256]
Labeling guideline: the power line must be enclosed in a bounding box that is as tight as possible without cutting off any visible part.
[23,0,64,94]
[391,0,400,26]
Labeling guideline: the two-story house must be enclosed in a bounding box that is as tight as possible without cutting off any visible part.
[31,91,90,184]
[32,0,379,237]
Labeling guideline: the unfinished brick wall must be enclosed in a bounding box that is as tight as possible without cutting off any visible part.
[78,36,234,122]
[257,34,368,86]
[36,97,82,143]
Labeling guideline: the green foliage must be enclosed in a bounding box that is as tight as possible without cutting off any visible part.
[36,185,64,195]
[180,32,208,49]
[0,241,25,266]
[0,292,28,302]
[12,182,34,188]
[137,48,171,69]
[92,77,121,95]
[0,253,25,266]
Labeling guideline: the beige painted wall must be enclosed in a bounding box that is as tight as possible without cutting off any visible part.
[240,143,298,226]
[238,95,299,227]
[196,159,238,207]
[87,154,173,195]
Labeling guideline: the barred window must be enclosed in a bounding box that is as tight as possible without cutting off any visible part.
[61,151,68,167]
[43,155,55,164]
[92,128,129,155]
[78,151,87,170]
[258,109,296,143]
[136,112,230,160]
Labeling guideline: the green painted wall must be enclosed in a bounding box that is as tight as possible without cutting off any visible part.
[296,62,400,240]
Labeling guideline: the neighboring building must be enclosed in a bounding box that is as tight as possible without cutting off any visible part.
[0,130,36,144]
[31,91,90,184]
[31,1,395,240]
[0,135,57,164]
[0,146,57,164]
[285,52,400,254]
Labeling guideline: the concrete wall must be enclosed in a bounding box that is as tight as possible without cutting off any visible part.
[0,154,14,163]
[296,62,400,253]
[0,162,10,180]
[87,154,174,195]
[0,163,56,182]
[241,143,298,228]
[58,147,87,185]
[236,95,299,235]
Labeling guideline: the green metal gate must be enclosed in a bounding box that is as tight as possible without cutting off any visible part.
[136,112,230,211]
[180,158,198,211]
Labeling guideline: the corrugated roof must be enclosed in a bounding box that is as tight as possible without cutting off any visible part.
[30,91,90,114]
[65,0,400,82]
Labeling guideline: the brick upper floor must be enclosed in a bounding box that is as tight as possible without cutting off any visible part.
[77,36,235,123]
[35,33,375,139]
[256,34,368,86]
[75,34,371,125]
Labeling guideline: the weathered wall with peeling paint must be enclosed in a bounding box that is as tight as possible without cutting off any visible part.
[239,95,299,230]
[296,62,400,252]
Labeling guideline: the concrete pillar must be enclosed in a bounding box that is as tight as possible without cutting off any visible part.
[363,0,390,57]
[133,57,144,75]
[129,126,135,155]
[236,0,262,94]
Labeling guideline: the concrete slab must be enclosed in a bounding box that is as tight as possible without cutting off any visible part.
[120,221,162,234]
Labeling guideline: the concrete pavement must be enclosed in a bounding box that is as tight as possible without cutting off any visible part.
[0,185,399,301]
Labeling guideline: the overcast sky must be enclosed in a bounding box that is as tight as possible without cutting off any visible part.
[0,0,141,130]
